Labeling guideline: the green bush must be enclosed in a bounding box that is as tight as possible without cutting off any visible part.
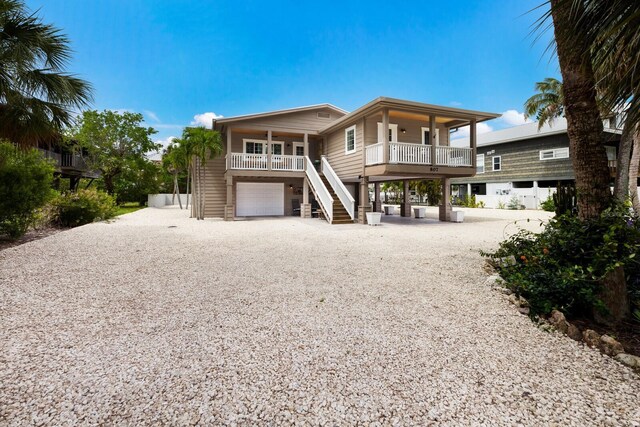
[0,142,55,238]
[540,195,556,212]
[52,189,117,227]
[484,206,640,318]
[507,196,523,210]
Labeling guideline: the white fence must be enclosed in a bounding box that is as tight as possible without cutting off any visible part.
[148,193,189,208]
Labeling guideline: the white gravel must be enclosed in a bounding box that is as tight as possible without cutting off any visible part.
[1,206,639,426]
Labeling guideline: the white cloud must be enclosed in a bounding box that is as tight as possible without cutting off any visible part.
[191,112,224,129]
[144,110,160,123]
[155,136,178,149]
[450,101,462,107]
[500,109,532,126]
[451,122,493,140]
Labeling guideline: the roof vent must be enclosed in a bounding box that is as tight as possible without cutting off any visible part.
[317,112,331,119]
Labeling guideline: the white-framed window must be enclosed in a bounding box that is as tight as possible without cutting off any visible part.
[539,147,569,160]
[345,125,356,154]
[292,142,304,156]
[376,123,398,143]
[244,139,265,154]
[476,154,485,174]
[271,142,283,156]
[492,156,501,171]
[421,127,441,145]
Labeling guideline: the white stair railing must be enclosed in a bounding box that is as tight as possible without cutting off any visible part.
[305,156,333,223]
[435,146,472,167]
[321,156,355,220]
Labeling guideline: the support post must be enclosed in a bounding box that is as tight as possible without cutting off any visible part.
[358,176,371,224]
[467,183,472,198]
[224,174,234,221]
[267,129,272,171]
[401,180,411,217]
[301,178,311,218]
[303,133,309,156]
[226,127,232,170]
[430,115,437,166]
[470,118,477,170]
[374,182,381,212]
[382,108,390,164]
[439,177,451,221]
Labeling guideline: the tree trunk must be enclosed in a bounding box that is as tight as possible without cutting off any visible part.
[630,127,640,214]
[103,174,115,195]
[550,0,612,220]
[614,123,633,202]
[174,174,183,210]
[185,160,191,210]
[594,266,629,326]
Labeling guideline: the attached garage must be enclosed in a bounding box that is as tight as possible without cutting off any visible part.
[236,182,284,216]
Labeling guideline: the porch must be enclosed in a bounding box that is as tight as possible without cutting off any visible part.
[227,153,306,172]
[365,142,473,167]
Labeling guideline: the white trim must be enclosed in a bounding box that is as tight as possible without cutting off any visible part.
[271,141,283,156]
[476,154,485,174]
[345,125,357,155]
[421,127,441,145]
[492,155,501,171]
[376,123,399,143]
[292,142,304,156]
[539,147,569,160]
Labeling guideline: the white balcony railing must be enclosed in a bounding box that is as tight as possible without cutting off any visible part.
[271,155,305,171]
[435,146,472,167]
[228,153,305,171]
[365,142,384,165]
[390,142,431,164]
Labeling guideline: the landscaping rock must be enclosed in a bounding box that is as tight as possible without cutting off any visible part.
[614,353,640,369]
[583,329,601,348]
[517,306,530,316]
[549,310,569,334]
[599,335,624,356]
[566,323,582,341]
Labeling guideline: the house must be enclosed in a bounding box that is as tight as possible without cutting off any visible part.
[450,118,629,209]
[198,97,499,224]
[37,141,99,190]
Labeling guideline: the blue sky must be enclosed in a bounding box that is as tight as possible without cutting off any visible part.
[28,0,559,146]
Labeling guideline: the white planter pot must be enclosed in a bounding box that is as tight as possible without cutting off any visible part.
[451,211,464,223]
[366,212,382,226]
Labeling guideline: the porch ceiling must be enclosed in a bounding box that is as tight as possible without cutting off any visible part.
[231,127,320,139]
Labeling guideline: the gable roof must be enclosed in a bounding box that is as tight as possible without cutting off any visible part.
[214,103,348,125]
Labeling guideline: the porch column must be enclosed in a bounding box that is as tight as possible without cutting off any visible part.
[439,177,451,221]
[301,178,311,218]
[533,180,539,209]
[382,108,390,164]
[467,183,472,197]
[226,127,232,170]
[429,115,437,166]
[267,129,272,171]
[224,174,234,221]
[400,180,411,217]
[374,182,381,212]
[358,176,371,224]
[470,118,477,170]
[303,133,309,156]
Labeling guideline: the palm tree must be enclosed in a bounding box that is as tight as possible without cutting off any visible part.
[162,141,186,209]
[0,0,92,146]
[524,77,564,130]
[183,127,223,220]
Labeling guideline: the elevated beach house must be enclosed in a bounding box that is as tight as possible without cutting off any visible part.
[196,97,498,224]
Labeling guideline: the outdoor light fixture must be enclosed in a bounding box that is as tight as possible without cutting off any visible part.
[400,128,406,134]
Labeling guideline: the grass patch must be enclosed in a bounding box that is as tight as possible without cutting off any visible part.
[114,203,144,216]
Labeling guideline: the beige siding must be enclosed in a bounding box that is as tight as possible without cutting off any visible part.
[229,107,340,133]
[326,123,363,180]
[202,155,226,218]
[363,116,449,147]
[229,131,322,161]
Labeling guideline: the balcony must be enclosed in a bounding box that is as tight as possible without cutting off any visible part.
[227,153,306,172]
[365,142,473,167]
[38,149,98,177]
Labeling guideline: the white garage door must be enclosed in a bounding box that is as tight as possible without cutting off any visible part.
[236,182,284,216]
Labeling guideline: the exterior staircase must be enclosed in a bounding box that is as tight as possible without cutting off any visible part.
[319,175,353,224]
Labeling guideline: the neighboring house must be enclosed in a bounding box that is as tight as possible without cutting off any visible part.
[450,118,628,209]
[198,97,498,224]
[37,142,99,190]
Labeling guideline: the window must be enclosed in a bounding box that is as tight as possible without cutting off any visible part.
[421,127,441,145]
[492,156,501,171]
[376,123,398,142]
[539,147,569,160]
[293,142,304,156]
[271,142,283,155]
[244,140,264,154]
[345,125,356,154]
[476,154,485,173]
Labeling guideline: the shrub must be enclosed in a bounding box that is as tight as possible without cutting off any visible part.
[507,196,523,210]
[484,206,640,319]
[540,195,556,212]
[52,189,117,227]
[0,142,55,239]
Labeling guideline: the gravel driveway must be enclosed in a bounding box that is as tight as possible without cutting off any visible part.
[1,207,639,426]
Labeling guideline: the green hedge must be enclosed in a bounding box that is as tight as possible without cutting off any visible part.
[52,189,117,227]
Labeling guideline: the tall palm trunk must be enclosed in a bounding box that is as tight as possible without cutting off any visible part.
[630,127,640,214]
[614,124,633,202]
[550,0,612,220]
[185,159,191,210]
[173,173,183,209]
